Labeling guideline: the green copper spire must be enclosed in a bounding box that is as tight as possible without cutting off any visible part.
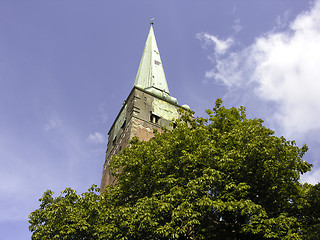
[134,22,177,104]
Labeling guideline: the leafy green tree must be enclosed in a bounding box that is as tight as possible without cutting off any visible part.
[29,186,103,239]
[296,183,320,240]
[29,99,314,239]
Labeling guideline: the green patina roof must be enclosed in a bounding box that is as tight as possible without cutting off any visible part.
[134,23,171,96]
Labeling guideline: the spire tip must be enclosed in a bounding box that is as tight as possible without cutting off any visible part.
[150,18,154,25]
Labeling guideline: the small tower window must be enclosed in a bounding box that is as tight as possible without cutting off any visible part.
[121,119,126,129]
[150,112,160,124]
[112,136,117,146]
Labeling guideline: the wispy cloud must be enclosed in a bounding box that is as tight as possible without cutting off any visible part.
[197,0,320,138]
[196,32,233,55]
[44,111,62,131]
[276,10,291,29]
[232,19,242,33]
[96,102,109,123]
[0,116,100,222]
[87,132,105,144]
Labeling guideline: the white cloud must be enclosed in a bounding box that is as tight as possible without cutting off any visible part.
[198,0,320,138]
[87,132,105,144]
[301,167,320,185]
[44,111,62,131]
[196,32,233,55]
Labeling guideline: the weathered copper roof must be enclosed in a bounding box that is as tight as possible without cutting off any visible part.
[134,23,177,104]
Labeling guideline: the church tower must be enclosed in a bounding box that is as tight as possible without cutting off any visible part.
[100,22,189,190]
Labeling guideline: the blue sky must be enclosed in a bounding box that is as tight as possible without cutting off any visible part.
[1,0,320,239]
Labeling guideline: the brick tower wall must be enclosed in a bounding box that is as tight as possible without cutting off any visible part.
[100,87,182,190]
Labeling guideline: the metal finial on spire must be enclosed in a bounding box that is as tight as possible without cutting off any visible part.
[150,18,154,25]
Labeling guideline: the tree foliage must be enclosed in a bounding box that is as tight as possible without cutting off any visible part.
[29,99,317,239]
